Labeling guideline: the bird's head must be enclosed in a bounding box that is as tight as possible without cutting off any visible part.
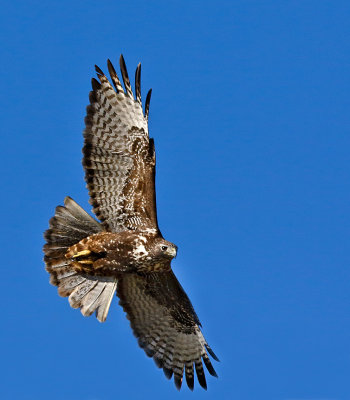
[131,235,178,267]
[154,238,178,260]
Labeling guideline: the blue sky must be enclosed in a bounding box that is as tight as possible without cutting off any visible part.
[1,1,350,399]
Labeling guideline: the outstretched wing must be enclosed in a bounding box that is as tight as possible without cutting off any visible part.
[117,271,219,390]
[83,55,159,233]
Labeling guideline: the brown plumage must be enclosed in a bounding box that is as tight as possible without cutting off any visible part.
[43,55,218,390]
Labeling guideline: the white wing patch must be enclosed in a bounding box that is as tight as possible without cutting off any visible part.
[133,242,148,259]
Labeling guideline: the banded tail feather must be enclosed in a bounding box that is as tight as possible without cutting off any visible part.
[43,196,117,322]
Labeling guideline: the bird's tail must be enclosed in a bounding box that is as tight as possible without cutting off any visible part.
[43,196,117,322]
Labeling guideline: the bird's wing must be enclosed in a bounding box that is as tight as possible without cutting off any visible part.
[83,55,159,234]
[117,271,219,390]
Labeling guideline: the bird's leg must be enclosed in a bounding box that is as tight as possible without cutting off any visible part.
[65,240,107,273]
[65,234,131,274]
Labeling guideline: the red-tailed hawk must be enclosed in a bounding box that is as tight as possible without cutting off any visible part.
[43,55,218,390]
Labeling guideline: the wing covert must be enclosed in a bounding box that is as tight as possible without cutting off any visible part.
[83,55,159,233]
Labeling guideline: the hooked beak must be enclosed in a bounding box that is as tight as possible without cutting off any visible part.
[168,245,177,258]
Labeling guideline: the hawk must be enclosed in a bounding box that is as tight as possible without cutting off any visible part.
[43,55,218,390]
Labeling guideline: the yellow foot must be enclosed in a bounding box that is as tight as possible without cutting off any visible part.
[72,249,91,258]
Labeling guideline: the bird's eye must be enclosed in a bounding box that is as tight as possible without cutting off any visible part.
[161,246,168,251]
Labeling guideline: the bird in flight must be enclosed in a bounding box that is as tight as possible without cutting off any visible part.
[43,55,218,390]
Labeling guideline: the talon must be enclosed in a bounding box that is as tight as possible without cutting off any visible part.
[72,249,91,258]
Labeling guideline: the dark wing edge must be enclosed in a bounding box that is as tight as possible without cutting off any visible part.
[117,271,219,390]
[83,55,160,233]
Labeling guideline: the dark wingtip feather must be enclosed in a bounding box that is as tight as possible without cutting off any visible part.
[185,363,194,391]
[174,374,183,390]
[106,59,115,76]
[145,88,152,119]
[107,58,113,68]
[95,65,104,76]
[202,354,218,378]
[154,356,164,369]
[135,62,141,103]
[163,367,173,380]
[107,58,123,93]
[195,360,207,390]
[91,78,101,91]
[119,54,133,97]
[144,347,155,357]
[206,344,220,362]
